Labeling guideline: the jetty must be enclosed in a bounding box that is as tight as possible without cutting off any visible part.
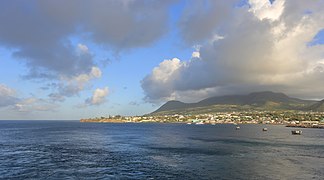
[286,124,324,129]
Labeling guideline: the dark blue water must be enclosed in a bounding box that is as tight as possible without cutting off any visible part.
[0,121,323,179]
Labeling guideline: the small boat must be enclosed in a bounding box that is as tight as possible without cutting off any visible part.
[236,126,240,130]
[291,130,302,135]
[186,122,192,125]
[262,128,268,131]
[195,122,204,125]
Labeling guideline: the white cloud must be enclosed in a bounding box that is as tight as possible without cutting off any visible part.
[142,0,324,102]
[74,66,102,83]
[249,0,285,21]
[90,66,102,78]
[49,66,102,101]
[191,51,200,58]
[77,43,89,54]
[85,87,109,106]
[141,58,185,103]
[151,58,183,83]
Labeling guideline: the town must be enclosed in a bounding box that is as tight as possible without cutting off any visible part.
[81,111,324,128]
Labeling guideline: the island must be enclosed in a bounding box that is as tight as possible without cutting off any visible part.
[80,111,324,128]
[81,92,324,128]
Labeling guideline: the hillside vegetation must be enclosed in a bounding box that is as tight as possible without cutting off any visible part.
[151,91,321,115]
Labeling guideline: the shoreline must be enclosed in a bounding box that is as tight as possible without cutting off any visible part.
[80,119,324,129]
[286,124,324,129]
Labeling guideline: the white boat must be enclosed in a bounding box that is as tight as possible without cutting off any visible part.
[236,126,240,130]
[186,122,192,125]
[262,128,268,131]
[291,130,302,135]
[195,122,204,125]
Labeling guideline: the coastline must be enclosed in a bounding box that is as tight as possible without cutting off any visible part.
[80,118,126,123]
[80,111,324,129]
[286,124,324,129]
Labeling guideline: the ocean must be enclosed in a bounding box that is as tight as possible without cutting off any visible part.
[0,121,323,179]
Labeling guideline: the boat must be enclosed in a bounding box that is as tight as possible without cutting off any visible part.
[186,122,192,125]
[262,128,268,131]
[236,126,240,130]
[291,130,302,135]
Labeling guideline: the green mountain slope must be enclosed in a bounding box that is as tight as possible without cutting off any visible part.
[305,100,324,111]
[151,91,318,115]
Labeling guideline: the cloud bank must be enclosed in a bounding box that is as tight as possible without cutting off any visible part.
[0,84,58,113]
[142,0,324,103]
[0,84,19,107]
[13,98,59,112]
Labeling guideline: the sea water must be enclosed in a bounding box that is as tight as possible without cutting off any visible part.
[0,121,323,179]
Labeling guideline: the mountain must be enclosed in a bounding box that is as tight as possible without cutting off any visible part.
[156,100,189,112]
[151,91,319,115]
[196,91,303,106]
[306,99,324,112]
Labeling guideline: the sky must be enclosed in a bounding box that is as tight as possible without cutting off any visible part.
[0,0,324,120]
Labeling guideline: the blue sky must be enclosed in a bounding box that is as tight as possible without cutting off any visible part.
[0,0,324,120]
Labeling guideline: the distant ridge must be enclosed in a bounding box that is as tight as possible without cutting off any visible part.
[155,100,188,112]
[151,91,320,115]
[305,99,324,112]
